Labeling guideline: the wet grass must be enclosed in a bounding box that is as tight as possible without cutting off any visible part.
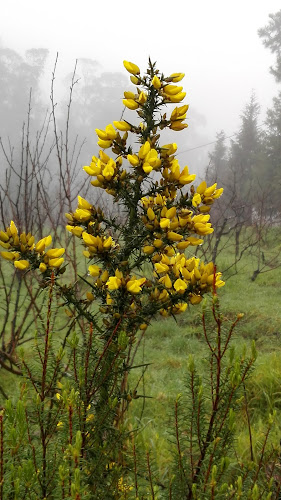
[129,237,281,478]
[1,230,281,479]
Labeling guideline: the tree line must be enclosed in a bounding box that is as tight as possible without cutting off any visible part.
[207,9,281,220]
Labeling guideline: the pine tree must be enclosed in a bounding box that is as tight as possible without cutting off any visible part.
[258,9,281,83]
[206,131,228,185]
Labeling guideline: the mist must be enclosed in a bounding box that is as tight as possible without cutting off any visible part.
[0,0,281,180]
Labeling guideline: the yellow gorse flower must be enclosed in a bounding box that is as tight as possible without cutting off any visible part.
[138,91,147,104]
[14,260,30,271]
[123,99,139,110]
[113,120,131,132]
[123,60,140,75]
[95,124,118,149]
[151,75,161,89]
[106,276,122,291]
[88,264,101,277]
[163,85,184,96]
[169,72,185,82]
[126,277,146,294]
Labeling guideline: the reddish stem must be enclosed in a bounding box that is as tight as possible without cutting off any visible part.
[0,415,3,500]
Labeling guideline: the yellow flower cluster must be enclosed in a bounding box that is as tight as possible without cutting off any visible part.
[82,232,114,258]
[83,151,125,190]
[123,60,187,131]
[106,269,146,295]
[162,83,186,103]
[0,222,34,270]
[66,196,97,224]
[151,253,224,314]
[65,196,116,261]
[169,104,189,131]
[151,285,189,315]
[123,89,148,111]
[127,140,161,174]
[192,181,224,210]
[37,247,65,272]
[124,59,186,108]
[155,142,198,190]
[0,221,65,272]
[95,123,118,149]
[162,158,196,186]
[95,121,132,150]
[65,59,225,318]
[141,194,215,255]
[65,197,117,302]
[65,196,108,256]
[86,265,147,313]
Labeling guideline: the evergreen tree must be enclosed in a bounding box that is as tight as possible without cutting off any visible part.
[258,9,281,83]
[263,91,281,213]
[206,130,228,185]
[207,93,262,196]
[228,92,264,223]
[207,94,263,227]
[230,92,261,184]
[259,10,281,213]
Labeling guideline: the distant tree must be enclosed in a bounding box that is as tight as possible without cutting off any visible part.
[0,47,48,137]
[265,91,281,162]
[206,130,228,184]
[262,91,281,213]
[207,93,262,195]
[228,93,266,218]
[258,10,281,214]
[230,91,262,183]
[258,9,281,83]
[207,93,263,215]
[203,94,266,261]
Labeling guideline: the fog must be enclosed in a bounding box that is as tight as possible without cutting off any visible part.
[0,0,281,176]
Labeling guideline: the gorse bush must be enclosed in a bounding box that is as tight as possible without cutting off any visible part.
[0,59,279,499]
[167,302,279,500]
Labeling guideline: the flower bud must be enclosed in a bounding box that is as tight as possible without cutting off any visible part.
[130,75,139,84]
[113,121,131,131]
[14,260,29,270]
[169,72,185,82]
[138,91,147,104]
[123,60,140,75]
[123,99,139,110]
[151,75,161,89]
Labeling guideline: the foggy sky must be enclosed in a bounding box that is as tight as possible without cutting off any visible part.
[1,0,280,155]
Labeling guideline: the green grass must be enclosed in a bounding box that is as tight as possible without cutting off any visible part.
[127,230,281,477]
[1,228,281,480]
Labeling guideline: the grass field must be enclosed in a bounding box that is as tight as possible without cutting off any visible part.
[128,232,281,478]
[0,228,281,482]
